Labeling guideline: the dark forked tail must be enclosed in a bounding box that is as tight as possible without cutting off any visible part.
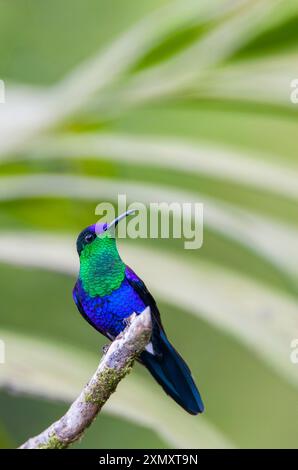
[140,330,204,415]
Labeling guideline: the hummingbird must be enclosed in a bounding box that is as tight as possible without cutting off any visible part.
[73,210,204,415]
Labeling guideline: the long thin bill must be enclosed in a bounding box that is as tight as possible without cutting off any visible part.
[106,209,136,230]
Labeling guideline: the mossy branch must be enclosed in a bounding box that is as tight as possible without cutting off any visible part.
[19,307,152,449]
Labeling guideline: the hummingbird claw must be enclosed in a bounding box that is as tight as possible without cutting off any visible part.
[123,313,137,327]
[102,343,110,355]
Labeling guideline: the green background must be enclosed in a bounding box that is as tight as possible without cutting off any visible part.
[0,0,297,448]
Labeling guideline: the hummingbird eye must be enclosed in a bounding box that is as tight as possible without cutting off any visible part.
[84,233,95,244]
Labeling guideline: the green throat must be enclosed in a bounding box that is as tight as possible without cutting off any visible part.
[79,235,125,297]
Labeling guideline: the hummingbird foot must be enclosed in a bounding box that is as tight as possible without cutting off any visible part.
[123,313,137,328]
[102,343,111,355]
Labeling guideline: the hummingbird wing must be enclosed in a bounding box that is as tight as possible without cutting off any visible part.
[125,266,164,331]
[125,265,166,357]
[125,265,204,414]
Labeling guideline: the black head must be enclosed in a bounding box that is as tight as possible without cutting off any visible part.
[76,225,98,256]
[76,210,136,256]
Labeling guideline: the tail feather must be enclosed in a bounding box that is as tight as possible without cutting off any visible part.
[140,331,204,415]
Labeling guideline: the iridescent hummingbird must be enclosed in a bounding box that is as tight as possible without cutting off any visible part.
[73,210,204,414]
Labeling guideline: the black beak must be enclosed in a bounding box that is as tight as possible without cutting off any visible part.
[106,209,136,231]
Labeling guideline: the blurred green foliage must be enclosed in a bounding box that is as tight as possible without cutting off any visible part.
[0,0,298,449]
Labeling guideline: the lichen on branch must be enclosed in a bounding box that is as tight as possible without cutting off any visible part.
[19,308,152,449]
